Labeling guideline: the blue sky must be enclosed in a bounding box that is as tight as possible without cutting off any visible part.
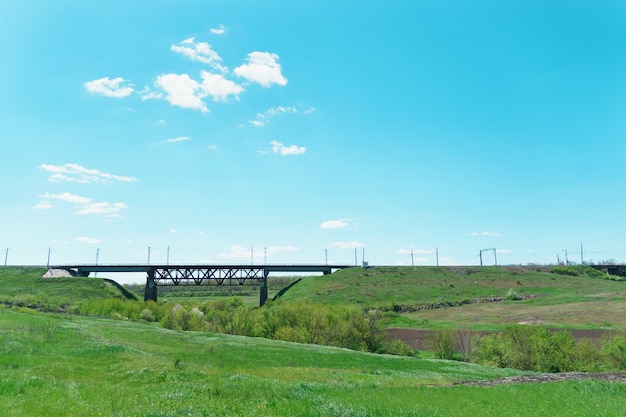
[2,1,626,281]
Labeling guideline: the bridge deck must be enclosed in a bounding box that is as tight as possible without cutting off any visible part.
[53,264,354,306]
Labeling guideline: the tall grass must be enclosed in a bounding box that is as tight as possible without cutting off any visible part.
[3,307,626,417]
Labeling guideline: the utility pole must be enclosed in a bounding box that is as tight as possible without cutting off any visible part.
[4,248,8,266]
[479,248,497,266]
[325,249,328,265]
[264,247,267,265]
[95,248,100,278]
[354,248,357,266]
[147,246,151,265]
[47,247,52,269]
[565,250,569,265]
[580,243,584,266]
[436,247,439,267]
[411,249,414,266]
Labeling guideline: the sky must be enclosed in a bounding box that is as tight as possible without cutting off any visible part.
[2,1,626,282]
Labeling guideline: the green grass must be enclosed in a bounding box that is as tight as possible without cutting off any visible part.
[0,267,137,311]
[2,306,626,417]
[280,266,626,330]
[2,266,626,415]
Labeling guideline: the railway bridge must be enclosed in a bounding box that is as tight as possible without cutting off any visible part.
[55,264,353,306]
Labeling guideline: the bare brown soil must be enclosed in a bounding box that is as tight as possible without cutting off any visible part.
[387,328,618,351]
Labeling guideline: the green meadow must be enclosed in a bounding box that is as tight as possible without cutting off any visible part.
[1,266,626,416]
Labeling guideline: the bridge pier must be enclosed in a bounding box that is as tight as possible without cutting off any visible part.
[144,269,157,302]
[260,270,269,307]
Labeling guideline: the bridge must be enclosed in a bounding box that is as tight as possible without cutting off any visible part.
[55,264,354,306]
[589,264,626,277]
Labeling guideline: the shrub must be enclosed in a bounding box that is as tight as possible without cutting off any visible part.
[426,329,455,360]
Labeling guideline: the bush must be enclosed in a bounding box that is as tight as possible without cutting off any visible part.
[426,329,455,360]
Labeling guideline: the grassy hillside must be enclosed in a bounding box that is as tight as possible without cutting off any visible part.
[279,266,626,330]
[0,267,137,311]
[3,307,626,417]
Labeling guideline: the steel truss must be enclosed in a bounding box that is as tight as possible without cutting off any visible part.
[153,266,266,286]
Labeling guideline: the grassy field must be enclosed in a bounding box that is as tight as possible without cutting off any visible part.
[280,266,626,330]
[2,266,626,415]
[3,306,626,417]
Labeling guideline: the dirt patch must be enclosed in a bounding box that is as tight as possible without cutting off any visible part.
[386,328,622,351]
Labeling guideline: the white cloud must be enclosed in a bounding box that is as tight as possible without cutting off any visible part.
[75,236,102,244]
[157,136,191,145]
[210,25,226,35]
[33,201,55,210]
[139,87,164,101]
[218,244,251,259]
[40,192,93,204]
[250,105,297,127]
[320,219,348,229]
[200,71,244,102]
[75,202,128,216]
[330,241,365,249]
[234,52,287,87]
[303,107,316,115]
[497,249,514,254]
[271,140,306,156]
[84,77,134,98]
[37,192,128,217]
[155,73,208,112]
[171,38,227,73]
[40,163,138,183]
[470,231,501,237]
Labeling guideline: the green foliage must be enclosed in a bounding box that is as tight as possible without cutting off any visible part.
[3,308,626,417]
[426,329,455,360]
[471,325,626,372]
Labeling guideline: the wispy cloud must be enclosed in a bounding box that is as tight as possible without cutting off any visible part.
[171,37,227,73]
[40,163,138,183]
[33,201,55,210]
[75,202,128,216]
[330,241,365,250]
[37,192,128,218]
[210,25,226,35]
[84,77,134,98]
[470,231,501,237]
[271,140,306,156]
[218,245,250,259]
[249,105,297,127]
[75,236,102,244]
[40,192,92,204]
[320,218,356,230]
[156,136,191,146]
[234,52,287,87]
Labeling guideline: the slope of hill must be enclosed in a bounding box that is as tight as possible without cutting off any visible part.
[3,307,626,417]
[278,266,626,330]
[0,266,138,310]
